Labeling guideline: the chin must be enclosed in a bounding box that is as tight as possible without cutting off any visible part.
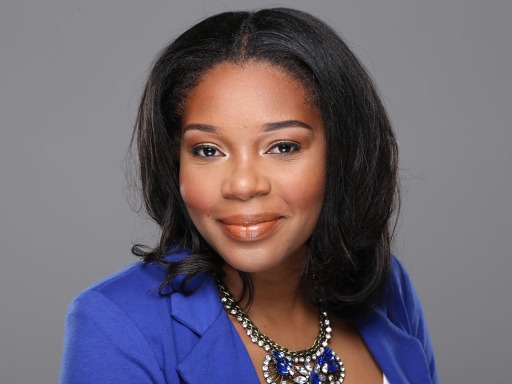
[218,247,306,276]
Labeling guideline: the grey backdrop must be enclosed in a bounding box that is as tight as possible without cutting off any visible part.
[1,1,510,382]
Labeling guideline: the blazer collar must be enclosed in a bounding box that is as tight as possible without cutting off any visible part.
[171,274,259,383]
[169,274,221,334]
[356,308,433,384]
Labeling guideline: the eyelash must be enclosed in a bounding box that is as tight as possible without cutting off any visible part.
[190,141,301,158]
[266,141,301,155]
[191,144,224,158]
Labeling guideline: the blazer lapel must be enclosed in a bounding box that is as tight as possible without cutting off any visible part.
[171,274,259,383]
[356,308,433,384]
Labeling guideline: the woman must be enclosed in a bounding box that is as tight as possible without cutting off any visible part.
[60,8,437,384]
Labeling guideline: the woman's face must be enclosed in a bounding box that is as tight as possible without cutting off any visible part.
[179,61,326,274]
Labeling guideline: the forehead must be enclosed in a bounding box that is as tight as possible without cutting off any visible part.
[181,61,319,127]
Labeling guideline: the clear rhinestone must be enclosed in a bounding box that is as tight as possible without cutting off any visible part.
[325,319,330,325]
[264,345,271,351]
[242,321,248,328]
[293,376,307,384]
[251,336,258,342]
[326,326,332,333]
[326,334,331,339]
[231,309,237,315]
[299,357,304,362]
[221,297,227,302]
[296,366,308,376]
[247,329,252,335]
[258,340,264,346]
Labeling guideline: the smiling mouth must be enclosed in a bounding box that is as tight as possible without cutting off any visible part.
[219,214,282,241]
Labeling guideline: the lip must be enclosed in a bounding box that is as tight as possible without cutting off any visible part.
[218,213,282,241]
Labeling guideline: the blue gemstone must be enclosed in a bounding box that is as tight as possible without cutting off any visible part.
[318,355,325,365]
[310,372,320,384]
[324,348,332,355]
[273,351,284,360]
[328,363,339,373]
[326,354,335,364]
[276,365,289,375]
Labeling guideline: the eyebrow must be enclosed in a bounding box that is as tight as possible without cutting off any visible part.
[182,123,217,133]
[182,120,313,133]
[262,120,313,132]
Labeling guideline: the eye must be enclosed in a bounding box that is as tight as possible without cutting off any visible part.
[191,145,224,158]
[266,142,301,155]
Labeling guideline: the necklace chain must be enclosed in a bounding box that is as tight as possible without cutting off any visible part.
[216,277,346,384]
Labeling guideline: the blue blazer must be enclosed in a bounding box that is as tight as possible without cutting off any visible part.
[60,254,438,383]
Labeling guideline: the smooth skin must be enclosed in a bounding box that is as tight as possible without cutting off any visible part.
[179,61,382,383]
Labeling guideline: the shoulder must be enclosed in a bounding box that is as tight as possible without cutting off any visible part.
[60,252,190,383]
[73,259,166,308]
[66,260,169,332]
[364,255,439,383]
[379,256,429,336]
[69,251,191,321]
[64,250,198,342]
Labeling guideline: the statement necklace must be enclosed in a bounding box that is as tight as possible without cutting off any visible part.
[216,278,346,384]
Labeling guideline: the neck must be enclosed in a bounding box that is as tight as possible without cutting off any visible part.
[217,262,346,383]
[221,264,316,326]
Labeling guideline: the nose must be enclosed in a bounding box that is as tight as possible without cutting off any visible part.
[221,157,271,200]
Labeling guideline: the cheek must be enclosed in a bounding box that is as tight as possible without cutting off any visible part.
[281,162,326,211]
[291,180,325,209]
[179,168,214,216]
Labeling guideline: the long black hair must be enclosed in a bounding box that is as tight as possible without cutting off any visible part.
[130,8,399,318]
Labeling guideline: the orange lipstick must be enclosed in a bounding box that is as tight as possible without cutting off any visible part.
[219,214,281,241]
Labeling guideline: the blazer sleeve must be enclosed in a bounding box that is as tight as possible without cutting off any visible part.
[59,290,166,384]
